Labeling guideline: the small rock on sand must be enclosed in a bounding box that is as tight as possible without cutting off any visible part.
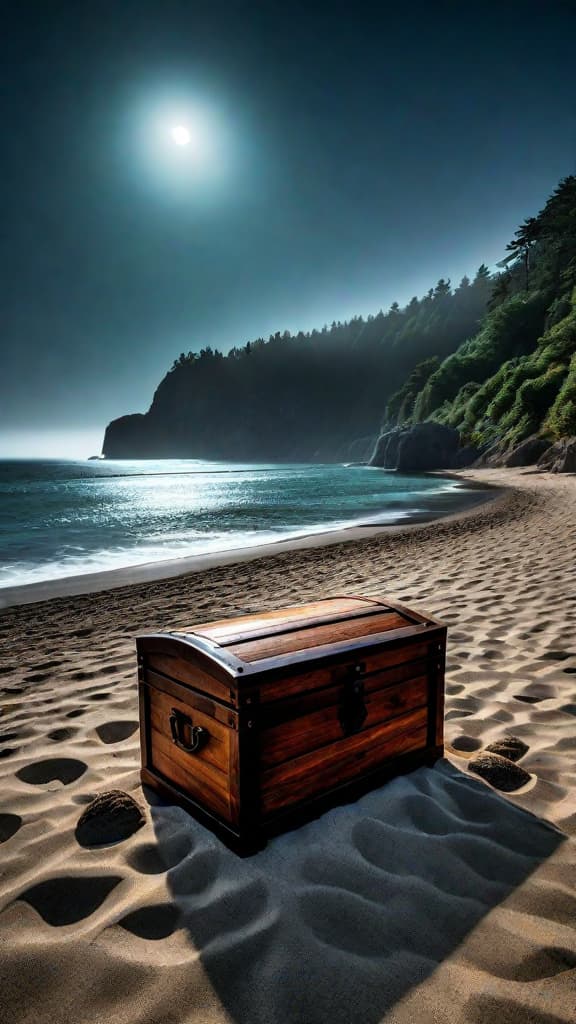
[468,752,532,792]
[485,736,529,762]
[75,789,145,846]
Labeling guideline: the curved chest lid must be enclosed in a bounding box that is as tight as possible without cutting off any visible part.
[170,595,441,674]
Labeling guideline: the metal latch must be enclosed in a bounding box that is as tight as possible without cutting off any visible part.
[338,665,368,736]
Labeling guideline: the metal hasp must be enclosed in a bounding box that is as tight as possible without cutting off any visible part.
[338,664,368,736]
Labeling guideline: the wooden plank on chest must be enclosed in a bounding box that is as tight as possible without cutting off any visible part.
[228,611,410,662]
[261,707,428,816]
[260,675,429,769]
[148,685,231,773]
[257,640,434,702]
[150,727,232,820]
[185,597,377,640]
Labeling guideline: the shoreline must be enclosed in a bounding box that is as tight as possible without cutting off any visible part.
[0,474,500,609]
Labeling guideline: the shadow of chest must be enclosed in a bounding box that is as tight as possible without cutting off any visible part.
[137,595,446,852]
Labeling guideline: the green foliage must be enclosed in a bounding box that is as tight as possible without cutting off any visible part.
[545,353,576,438]
[422,295,575,446]
[385,357,440,425]
[412,292,548,423]
[401,178,576,451]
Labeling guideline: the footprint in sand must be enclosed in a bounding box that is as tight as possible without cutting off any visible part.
[0,813,22,843]
[18,875,122,926]
[118,904,180,940]
[490,945,576,981]
[451,735,483,753]
[16,758,86,785]
[0,747,19,759]
[27,660,62,674]
[95,721,139,744]
[66,708,86,719]
[47,727,79,742]
[128,835,193,874]
[297,886,395,958]
[168,846,219,896]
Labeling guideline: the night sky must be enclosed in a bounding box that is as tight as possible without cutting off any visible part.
[1,0,574,457]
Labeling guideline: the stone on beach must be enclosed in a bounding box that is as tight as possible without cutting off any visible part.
[485,735,530,762]
[75,790,145,846]
[468,752,532,792]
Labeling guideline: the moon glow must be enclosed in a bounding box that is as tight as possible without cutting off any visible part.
[171,124,191,146]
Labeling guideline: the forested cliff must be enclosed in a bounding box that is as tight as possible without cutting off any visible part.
[376,176,576,468]
[103,177,576,466]
[102,271,492,461]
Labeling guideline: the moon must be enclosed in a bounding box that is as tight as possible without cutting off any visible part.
[171,124,191,147]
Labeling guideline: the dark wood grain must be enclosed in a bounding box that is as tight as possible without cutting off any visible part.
[236,624,441,675]
[434,642,447,749]
[145,668,236,728]
[148,686,231,773]
[145,651,235,704]
[228,612,410,662]
[188,597,377,640]
[261,710,428,815]
[198,605,399,648]
[138,680,151,770]
[256,640,435,703]
[150,727,232,820]
[259,656,433,723]
[260,675,428,768]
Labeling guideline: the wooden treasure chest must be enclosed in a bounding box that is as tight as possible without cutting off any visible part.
[137,595,446,852]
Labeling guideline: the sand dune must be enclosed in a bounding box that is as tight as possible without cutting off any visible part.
[0,468,575,1023]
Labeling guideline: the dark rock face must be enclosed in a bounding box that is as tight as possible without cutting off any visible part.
[103,414,153,459]
[75,790,145,846]
[468,752,531,792]
[485,735,529,762]
[371,422,479,472]
[503,435,551,467]
[452,445,481,469]
[537,437,576,473]
[472,438,503,467]
[396,422,460,472]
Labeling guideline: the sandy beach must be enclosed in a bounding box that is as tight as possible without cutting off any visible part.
[0,467,575,1024]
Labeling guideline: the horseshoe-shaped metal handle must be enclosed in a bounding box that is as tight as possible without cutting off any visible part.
[169,708,208,754]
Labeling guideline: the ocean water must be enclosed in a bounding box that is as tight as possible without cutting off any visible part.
[0,459,485,589]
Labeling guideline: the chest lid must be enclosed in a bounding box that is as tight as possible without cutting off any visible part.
[166,595,443,678]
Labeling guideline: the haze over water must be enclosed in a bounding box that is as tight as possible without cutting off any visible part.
[0,460,487,589]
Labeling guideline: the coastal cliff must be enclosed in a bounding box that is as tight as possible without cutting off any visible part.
[373,176,576,471]
[103,271,491,461]
[104,177,575,467]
